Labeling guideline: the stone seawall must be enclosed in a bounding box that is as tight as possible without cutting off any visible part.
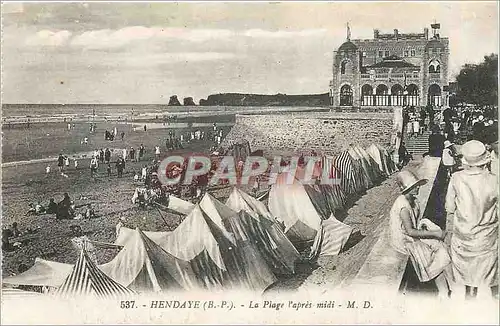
[222,112,395,155]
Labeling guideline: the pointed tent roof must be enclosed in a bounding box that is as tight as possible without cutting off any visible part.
[100,228,201,292]
[56,249,136,299]
[115,206,227,272]
[226,187,274,220]
[199,193,237,244]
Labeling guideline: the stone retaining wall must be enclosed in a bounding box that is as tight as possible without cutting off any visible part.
[222,112,395,155]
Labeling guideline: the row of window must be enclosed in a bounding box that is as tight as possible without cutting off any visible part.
[372,49,416,58]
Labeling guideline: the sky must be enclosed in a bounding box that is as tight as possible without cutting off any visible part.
[2,1,498,104]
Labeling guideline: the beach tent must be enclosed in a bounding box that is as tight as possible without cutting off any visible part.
[165,195,195,215]
[334,150,367,196]
[366,144,397,177]
[199,193,277,291]
[225,187,300,274]
[268,169,326,242]
[1,288,44,299]
[3,258,73,288]
[309,216,353,260]
[55,249,136,299]
[348,147,373,190]
[354,146,384,184]
[267,169,353,257]
[100,228,201,292]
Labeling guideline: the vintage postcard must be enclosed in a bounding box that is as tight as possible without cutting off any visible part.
[1,1,499,324]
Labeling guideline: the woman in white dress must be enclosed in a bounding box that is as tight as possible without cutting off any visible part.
[445,140,498,299]
[389,170,451,297]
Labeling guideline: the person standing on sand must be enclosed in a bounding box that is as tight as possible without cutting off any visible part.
[58,153,64,172]
[155,146,160,159]
[130,147,136,162]
[144,125,147,132]
[389,170,451,298]
[121,131,125,141]
[65,156,70,169]
[74,159,78,169]
[445,140,498,299]
[90,156,98,178]
[99,149,104,163]
[105,148,111,164]
[116,156,125,178]
[123,148,127,161]
[139,144,145,161]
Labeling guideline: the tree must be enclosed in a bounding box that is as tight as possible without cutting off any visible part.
[454,54,498,106]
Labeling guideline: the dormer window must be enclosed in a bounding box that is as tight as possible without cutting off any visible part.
[384,50,390,57]
[411,49,416,56]
[378,51,383,58]
[404,50,409,57]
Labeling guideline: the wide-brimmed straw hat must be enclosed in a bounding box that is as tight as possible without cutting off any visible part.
[461,140,491,166]
[397,170,427,194]
[444,140,453,148]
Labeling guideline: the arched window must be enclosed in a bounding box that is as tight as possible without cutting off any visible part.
[391,84,403,95]
[428,84,442,106]
[376,84,388,95]
[406,84,419,106]
[361,84,373,95]
[361,84,373,106]
[391,84,404,106]
[429,59,440,73]
[339,84,353,106]
[340,61,349,75]
[375,84,389,106]
[407,84,419,95]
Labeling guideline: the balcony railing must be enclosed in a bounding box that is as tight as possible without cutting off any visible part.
[360,73,420,80]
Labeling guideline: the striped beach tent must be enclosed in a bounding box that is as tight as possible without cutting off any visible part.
[334,150,365,196]
[55,249,136,299]
[348,147,373,189]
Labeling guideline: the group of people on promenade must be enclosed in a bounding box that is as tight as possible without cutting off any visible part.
[390,137,498,300]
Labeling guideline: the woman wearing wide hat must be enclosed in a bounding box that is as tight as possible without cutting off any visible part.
[445,140,498,299]
[389,170,451,297]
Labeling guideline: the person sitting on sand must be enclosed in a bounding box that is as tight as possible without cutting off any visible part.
[26,203,37,216]
[389,170,451,298]
[46,198,57,214]
[56,193,73,220]
[11,222,21,237]
[84,204,95,219]
[2,228,13,251]
[35,202,45,214]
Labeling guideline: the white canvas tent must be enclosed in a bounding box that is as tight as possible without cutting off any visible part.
[100,228,202,292]
[225,187,300,274]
